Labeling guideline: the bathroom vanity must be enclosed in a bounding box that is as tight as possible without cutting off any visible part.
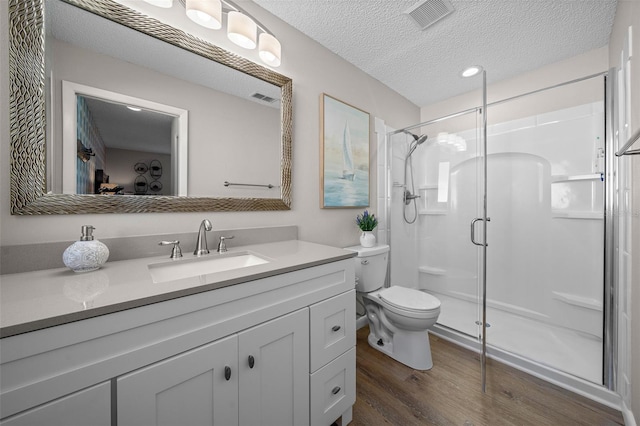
[0,240,356,426]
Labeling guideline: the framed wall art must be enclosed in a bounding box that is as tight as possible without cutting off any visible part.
[320,94,370,208]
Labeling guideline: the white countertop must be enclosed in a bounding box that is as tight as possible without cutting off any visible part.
[0,240,355,338]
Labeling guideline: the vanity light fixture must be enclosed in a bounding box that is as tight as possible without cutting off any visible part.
[186,0,222,29]
[143,0,282,67]
[227,10,257,49]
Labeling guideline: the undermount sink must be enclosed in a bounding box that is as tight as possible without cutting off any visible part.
[148,251,270,284]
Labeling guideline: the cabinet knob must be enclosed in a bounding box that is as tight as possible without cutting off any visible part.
[248,355,255,369]
[331,386,341,395]
[331,325,341,332]
[224,366,231,381]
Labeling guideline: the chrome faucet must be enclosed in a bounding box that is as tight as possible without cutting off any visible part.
[194,219,212,256]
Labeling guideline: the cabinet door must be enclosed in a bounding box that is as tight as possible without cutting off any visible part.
[0,381,110,426]
[117,335,238,426]
[309,290,356,372]
[238,308,310,426]
[310,347,356,426]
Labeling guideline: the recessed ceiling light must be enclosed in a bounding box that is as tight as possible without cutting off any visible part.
[127,105,142,111]
[461,65,483,78]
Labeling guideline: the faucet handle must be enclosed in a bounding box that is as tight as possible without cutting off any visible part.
[217,236,235,253]
[159,240,183,259]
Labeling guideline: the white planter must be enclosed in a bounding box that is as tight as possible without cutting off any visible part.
[359,231,376,248]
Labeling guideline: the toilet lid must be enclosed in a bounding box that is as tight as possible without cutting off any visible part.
[378,286,441,312]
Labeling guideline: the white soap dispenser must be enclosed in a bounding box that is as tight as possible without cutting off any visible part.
[63,225,110,273]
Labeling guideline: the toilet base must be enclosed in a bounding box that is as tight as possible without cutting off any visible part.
[367,329,433,370]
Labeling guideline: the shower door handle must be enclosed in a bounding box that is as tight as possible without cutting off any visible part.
[470,217,490,246]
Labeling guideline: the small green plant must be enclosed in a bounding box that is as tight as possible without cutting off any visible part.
[356,210,378,231]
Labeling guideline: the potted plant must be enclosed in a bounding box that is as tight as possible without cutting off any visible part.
[356,210,378,247]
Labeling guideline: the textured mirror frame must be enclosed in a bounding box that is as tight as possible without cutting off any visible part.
[8,0,292,214]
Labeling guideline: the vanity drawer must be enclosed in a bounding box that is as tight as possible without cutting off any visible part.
[309,347,355,426]
[309,290,356,372]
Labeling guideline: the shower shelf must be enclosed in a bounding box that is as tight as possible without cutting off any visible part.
[551,173,602,183]
[552,291,603,311]
[418,185,448,215]
[418,266,446,275]
[551,210,603,220]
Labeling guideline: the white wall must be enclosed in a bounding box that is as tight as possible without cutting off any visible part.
[0,1,419,248]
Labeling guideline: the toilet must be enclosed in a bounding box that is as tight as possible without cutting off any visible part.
[346,244,441,370]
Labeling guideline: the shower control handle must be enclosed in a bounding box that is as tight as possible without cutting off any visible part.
[470,217,491,246]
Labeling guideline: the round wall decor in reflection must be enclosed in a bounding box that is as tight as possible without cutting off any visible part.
[149,160,162,178]
[134,162,148,174]
[134,175,148,194]
[149,180,163,192]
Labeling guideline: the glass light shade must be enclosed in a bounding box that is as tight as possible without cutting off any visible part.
[227,11,257,49]
[186,0,222,29]
[142,0,173,7]
[258,33,281,67]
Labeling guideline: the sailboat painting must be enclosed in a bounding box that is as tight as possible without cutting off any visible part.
[321,94,370,208]
[341,122,356,181]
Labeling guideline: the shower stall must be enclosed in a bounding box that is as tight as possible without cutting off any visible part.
[385,73,618,400]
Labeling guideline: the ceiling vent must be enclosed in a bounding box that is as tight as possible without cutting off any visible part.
[251,92,278,104]
[404,0,455,31]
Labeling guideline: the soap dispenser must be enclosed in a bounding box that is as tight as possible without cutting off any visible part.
[63,225,110,273]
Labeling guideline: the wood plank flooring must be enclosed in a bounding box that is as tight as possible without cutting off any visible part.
[351,326,624,425]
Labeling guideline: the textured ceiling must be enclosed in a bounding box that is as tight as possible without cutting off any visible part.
[253,0,618,107]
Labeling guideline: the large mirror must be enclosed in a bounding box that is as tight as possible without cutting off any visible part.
[9,0,292,214]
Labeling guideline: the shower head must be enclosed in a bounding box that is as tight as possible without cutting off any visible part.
[404,130,429,157]
[415,134,428,145]
[403,130,428,144]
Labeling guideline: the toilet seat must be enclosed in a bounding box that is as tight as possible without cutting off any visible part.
[378,286,440,314]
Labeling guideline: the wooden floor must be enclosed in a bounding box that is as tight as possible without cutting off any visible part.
[351,327,624,426]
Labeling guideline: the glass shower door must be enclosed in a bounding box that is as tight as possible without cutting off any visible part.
[388,109,487,341]
[484,77,605,384]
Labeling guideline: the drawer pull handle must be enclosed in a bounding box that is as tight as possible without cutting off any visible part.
[248,355,255,369]
[331,325,341,332]
[331,386,341,395]
[224,366,231,381]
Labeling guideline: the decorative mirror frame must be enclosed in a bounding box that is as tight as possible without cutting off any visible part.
[8,0,292,214]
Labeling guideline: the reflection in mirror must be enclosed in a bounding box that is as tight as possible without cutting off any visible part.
[61,81,188,196]
[8,0,292,214]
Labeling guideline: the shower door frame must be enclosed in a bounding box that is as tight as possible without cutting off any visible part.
[388,71,616,393]
[386,89,490,389]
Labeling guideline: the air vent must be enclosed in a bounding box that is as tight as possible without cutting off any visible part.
[251,92,278,103]
[404,0,455,31]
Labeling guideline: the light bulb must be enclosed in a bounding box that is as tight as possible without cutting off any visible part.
[259,33,281,67]
[227,11,257,49]
[186,0,222,30]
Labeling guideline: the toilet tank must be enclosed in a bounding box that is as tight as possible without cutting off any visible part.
[344,244,390,292]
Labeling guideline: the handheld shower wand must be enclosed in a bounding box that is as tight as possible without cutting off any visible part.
[402,131,428,224]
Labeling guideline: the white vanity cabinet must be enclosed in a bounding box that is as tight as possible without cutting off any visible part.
[0,382,111,426]
[309,290,357,426]
[117,309,310,426]
[238,308,310,426]
[0,257,355,426]
[117,335,239,425]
